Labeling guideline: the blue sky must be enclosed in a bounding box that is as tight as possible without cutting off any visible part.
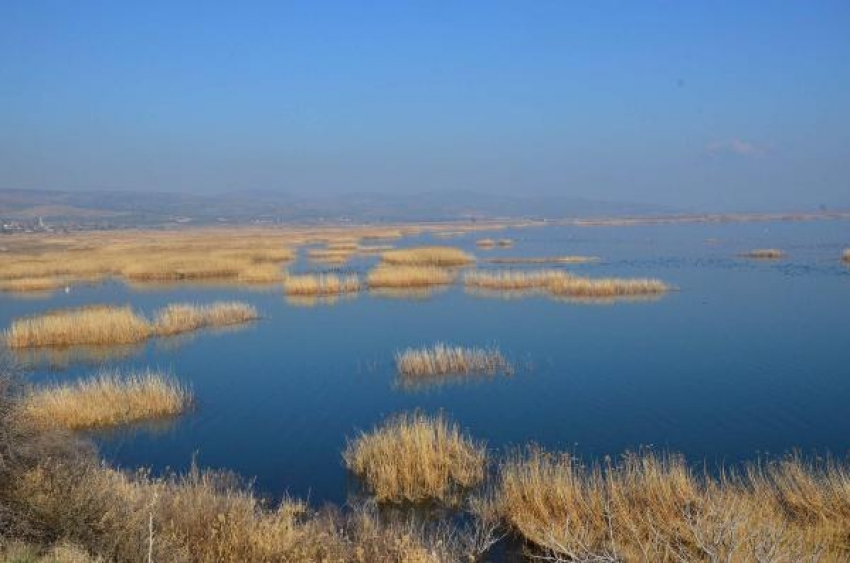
[1,1,849,210]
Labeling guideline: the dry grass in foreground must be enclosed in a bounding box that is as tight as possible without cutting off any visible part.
[381,246,475,267]
[343,413,487,504]
[480,447,850,562]
[283,273,361,295]
[24,370,190,430]
[485,255,599,264]
[152,302,259,336]
[740,248,785,259]
[4,306,151,348]
[366,265,455,288]
[396,344,513,377]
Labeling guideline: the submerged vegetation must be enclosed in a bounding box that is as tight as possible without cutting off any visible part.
[343,413,487,504]
[741,248,786,260]
[380,246,475,267]
[395,344,513,377]
[283,273,361,295]
[366,265,455,288]
[24,370,190,430]
[4,302,259,348]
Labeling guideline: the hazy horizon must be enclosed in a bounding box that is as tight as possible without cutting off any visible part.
[2,1,849,211]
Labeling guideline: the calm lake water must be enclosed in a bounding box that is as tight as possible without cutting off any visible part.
[3,220,850,506]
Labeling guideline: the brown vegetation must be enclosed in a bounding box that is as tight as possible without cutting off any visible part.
[843,249,850,263]
[366,265,455,288]
[283,273,361,295]
[480,446,850,562]
[152,302,259,336]
[395,344,513,377]
[381,246,475,267]
[24,370,190,430]
[547,274,670,298]
[485,255,599,264]
[740,248,785,260]
[464,269,564,291]
[343,413,487,504]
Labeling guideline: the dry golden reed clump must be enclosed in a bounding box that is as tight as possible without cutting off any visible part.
[152,302,259,336]
[476,239,496,248]
[843,249,850,263]
[24,370,190,430]
[283,273,361,295]
[481,447,850,562]
[236,264,286,283]
[4,306,151,348]
[547,274,670,298]
[740,248,785,259]
[464,269,564,291]
[395,344,513,377]
[381,246,475,267]
[366,265,455,288]
[343,413,487,504]
[485,255,599,264]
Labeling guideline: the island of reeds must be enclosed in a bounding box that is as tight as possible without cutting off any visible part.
[380,246,475,267]
[366,265,454,288]
[3,302,259,348]
[343,412,487,504]
[843,248,850,263]
[24,370,191,430]
[740,248,786,259]
[464,268,670,299]
[283,273,361,295]
[395,343,513,377]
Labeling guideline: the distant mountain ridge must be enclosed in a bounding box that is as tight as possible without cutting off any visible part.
[0,188,673,226]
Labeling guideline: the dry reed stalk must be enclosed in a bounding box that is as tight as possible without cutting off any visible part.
[343,413,487,504]
[395,344,513,377]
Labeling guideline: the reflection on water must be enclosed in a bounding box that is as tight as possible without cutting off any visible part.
[367,287,450,301]
[2,220,850,509]
[11,343,146,371]
[284,292,359,307]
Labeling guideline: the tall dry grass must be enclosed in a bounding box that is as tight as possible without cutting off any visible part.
[343,413,487,504]
[152,302,259,336]
[480,447,850,562]
[283,273,361,295]
[4,306,151,348]
[547,274,670,298]
[366,265,455,288]
[24,370,191,430]
[381,246,475,267]
[464,269,564,290]
[740,248,785,259]
[395,344,513,377]
[485,255,599,264]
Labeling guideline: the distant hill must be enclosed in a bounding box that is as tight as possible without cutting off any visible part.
[0,188,672,227]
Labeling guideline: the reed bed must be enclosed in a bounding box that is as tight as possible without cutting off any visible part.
[121,255,248,281]
[283,273,361,295]
[343,413,487,504]
[476,238,496,248]
[236,264,286,283]
[366,265,455,288]
[843,249,850,263]
[464,269,564,290]
[306,247,354,265]
[481,447,850,562]
[0,276,68,293]
[23,370,191,430]
[496,238,513,247]
[547,274,670,298]
[395,344,513,377]
[740,248,785,259]
[152,302,259,336]
[4,306,151,348]
[485,255,599,264]
[380,246,475,267]
[367,287,449,301]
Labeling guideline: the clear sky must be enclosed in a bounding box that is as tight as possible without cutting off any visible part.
[1,1,849,210]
